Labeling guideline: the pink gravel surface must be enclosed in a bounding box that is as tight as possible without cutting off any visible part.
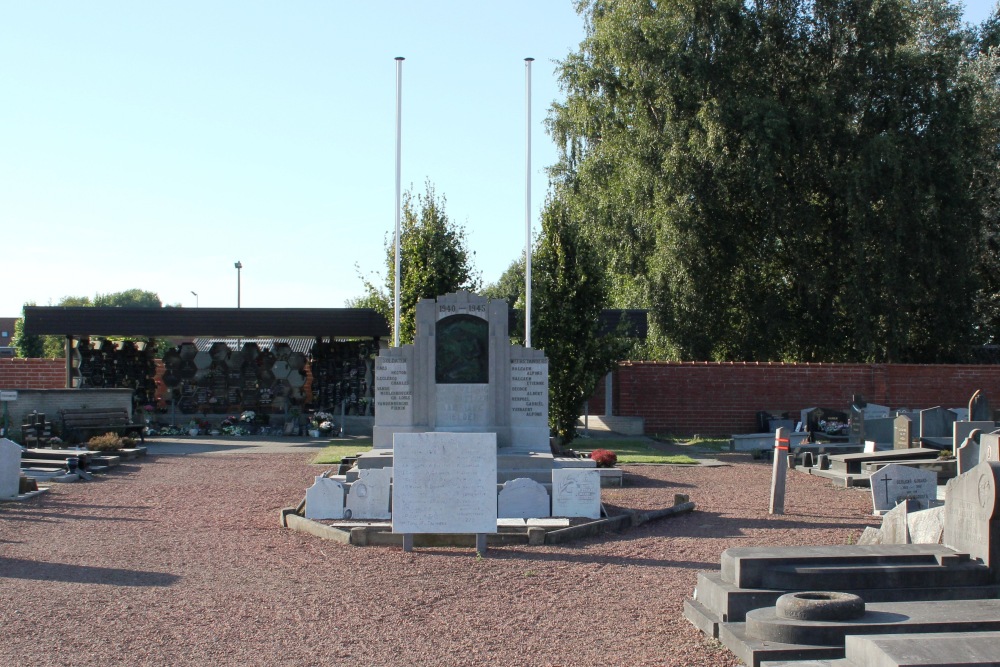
[1,448,880,666]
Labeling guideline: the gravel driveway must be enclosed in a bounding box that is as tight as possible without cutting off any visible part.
[0,441,879,666]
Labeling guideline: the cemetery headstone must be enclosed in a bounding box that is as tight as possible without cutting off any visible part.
[955,421,995,455]
[862,416,895,446]
[391,432,497,534]
[345,467,392,520]
[919,406,957,440]
[551,468,601,519]
[497,477,550,519]
[305,476,346,520]
[869,463,937,513]
[907,505,946,544]
[970,389,992,422]
[958,430,983,476]
[943,460,1000,569]
[893,414,913,450]
[0,438,22,498]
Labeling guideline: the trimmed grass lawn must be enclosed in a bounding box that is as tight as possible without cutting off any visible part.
[311,437,373,465]
[579,437,700,465]
[310,435,718,466]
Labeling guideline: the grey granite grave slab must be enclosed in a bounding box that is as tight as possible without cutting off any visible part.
[731,598,1000,665]
[305,476,346,520]
[391,431,497,534]
[0,438,22,498]
[551,468,601,519]
[764,631,1000,667]
[497,477,550,519]
[944,460,1000,570]
[345,467,392,520]
[870,464,937,514]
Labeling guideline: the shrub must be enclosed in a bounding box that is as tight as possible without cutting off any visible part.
[87,432,125,452]
[589,449,618,468]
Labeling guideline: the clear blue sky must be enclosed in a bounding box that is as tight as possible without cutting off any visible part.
[2,1,996,316]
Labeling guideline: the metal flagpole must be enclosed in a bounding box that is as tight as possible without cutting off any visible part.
[524,57,534,348]
[394,57,404,348]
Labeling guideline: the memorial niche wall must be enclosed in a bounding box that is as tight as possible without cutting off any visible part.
[73,337,158,411]
[160,339,378,416]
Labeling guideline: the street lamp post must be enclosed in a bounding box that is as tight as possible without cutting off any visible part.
[234,261,242,308]
[190,290,198,308]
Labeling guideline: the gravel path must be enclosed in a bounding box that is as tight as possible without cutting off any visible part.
[1,446,879,666]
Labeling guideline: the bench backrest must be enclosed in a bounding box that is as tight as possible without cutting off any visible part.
[61,409,133,426]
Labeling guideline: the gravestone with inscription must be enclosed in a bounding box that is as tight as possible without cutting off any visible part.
[893,415,913,450]
[970,389,992,422]
[944,460,1000,569]
[372,291,549,455]
[869,463,937,513]
[391,432,497,534]
[551,468,601,519]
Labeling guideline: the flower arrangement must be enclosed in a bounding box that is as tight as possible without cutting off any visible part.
[221,415,238,428]
[589,449,618,468]
[222,424,249,436]
[311,411,336,433]
[240,411,256,424]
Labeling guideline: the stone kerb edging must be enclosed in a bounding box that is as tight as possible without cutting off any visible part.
[279,498,696,548]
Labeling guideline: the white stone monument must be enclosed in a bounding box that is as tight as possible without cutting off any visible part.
[497,477,550,519]
[345,467,392,520]
[551,468,601,519]
[0,438,22,498]
[391,432,497,534]
[304,476,346,520]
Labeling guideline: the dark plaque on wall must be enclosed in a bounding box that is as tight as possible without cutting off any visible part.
[435,314,489,384]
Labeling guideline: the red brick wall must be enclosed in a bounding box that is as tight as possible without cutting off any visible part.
[588,362,1000,436]
[0,358,66,390]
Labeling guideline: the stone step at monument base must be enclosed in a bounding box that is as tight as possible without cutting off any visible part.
[762,631,1000,667]
[690,569,1000,627]
[726,598,1000,667]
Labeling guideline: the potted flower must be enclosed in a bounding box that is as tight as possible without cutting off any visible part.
[589,449,618,468]
[186,419,201,437]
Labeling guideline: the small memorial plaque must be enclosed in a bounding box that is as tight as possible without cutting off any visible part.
[345,468,392,520]
[304,476,346,520]
[374,360,412,426]
[870,464,937,513]
[391,432,497,534]
[497,477,550,519]
[551,468,601,519]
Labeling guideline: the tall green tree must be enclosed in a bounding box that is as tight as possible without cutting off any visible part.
[550,0,998,362]
[533,195,623,445]
[357,181,480,344]
[94,289,162,308]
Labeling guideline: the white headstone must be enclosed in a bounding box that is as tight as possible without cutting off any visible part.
[0,438,22,498]
[304,476,346,520]
[869,464,937,513]
[391,432,498,534]
[551,468,601,519]
[497,477,550,519]
[864,440,876,453]
[345,467,392,520]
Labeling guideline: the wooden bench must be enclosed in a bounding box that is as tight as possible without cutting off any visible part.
[60,408,145,445]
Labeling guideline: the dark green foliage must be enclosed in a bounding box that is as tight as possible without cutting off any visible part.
[93,289,162,308]
[359,182,480,344]
[533,195,625,445]
[550,0,1000,362]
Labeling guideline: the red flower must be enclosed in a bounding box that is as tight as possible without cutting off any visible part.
[590,449,618,468]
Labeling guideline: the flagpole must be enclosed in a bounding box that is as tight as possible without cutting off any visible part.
[524,57,534,348]
[394,57,404,348]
